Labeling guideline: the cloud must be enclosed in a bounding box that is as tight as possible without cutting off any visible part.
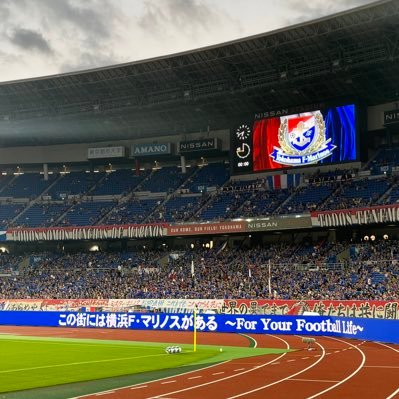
[283,0,376,23]
[35,0,117,40]
[59,51,119,73]
[9,28,53,54]
[138,0,237,39]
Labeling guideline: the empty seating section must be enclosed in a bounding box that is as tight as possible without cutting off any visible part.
[48,171,104,199]
[0,164,398,228]
[184,163,229,193]
[157,195,208,222]
[199,191,251,221]
[383,184,399,204]
[90,170,148,196]
[0,204,26,229]
[13,203,71,228]
[0,175,14,194]
[104,199,159,224]
[238,189,291,217]
[139,167,192,193]
[56,201,115,226]
[279,184,336,214]
[371,147,399,168]
[0,173,57,198]
[321,178,390,210]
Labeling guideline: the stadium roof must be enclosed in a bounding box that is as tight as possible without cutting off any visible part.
[0,0,398,147]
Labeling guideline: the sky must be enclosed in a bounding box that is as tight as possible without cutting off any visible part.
[0,0,378,83]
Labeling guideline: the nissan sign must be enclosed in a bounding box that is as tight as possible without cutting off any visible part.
[179,138,220,153]
[384,109,399,125]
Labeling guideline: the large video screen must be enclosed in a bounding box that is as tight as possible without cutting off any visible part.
[232,104,357,174]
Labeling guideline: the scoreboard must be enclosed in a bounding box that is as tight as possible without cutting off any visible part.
[231,104,357,175]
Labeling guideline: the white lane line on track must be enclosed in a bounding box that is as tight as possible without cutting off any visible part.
[287,359,296,362]
[289,379,340,383]
[70,359,231,399]
[212,372,225,375]
[386,386,399,399]
[301,357,310,360]
[95,392,115,396]
[304,336,366,399]
[364,365,399,368]
[375,341,399,354]
[224,340,326,399]
[161,381,176,385]
[238,333,258,348]
[233,368,245,372]
[146,334,291,399]
[188,376,202,380]
[131,385,148,389]
[374,342,399,399]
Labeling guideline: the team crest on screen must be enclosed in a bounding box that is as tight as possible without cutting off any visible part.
[270,111,336,166]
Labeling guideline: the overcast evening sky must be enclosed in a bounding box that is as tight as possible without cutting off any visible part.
[0,0,377,83]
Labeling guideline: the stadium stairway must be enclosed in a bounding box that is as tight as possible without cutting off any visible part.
[7,173,66,228]
[273,186,298,214]
[0,174,17,195]
[317,182,344,210]
[378,182,398,204]
[140,166,206,223]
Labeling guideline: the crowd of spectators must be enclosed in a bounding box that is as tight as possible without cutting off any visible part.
[1,241,398,301]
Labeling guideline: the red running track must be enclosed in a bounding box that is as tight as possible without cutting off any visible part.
[0,326,398,399]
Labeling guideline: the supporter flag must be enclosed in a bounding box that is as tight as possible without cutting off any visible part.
[267,174,300,190]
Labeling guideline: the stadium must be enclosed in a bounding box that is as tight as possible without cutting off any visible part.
[0,0,399,398]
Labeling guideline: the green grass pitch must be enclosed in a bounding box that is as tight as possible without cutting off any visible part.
[0,334,289,395]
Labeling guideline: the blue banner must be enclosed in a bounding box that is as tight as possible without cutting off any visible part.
[1,311,399,344]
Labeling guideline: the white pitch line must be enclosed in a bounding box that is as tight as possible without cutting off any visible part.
[0,353,169,375]
[69,359,231,399]
[305,336,366,399]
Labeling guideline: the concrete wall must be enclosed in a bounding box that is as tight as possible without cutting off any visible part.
[0,129,230,166]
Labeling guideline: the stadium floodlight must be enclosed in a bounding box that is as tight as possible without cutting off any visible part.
[383,234,389,240]
[370,235,376,241]
[364,235,369,241]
